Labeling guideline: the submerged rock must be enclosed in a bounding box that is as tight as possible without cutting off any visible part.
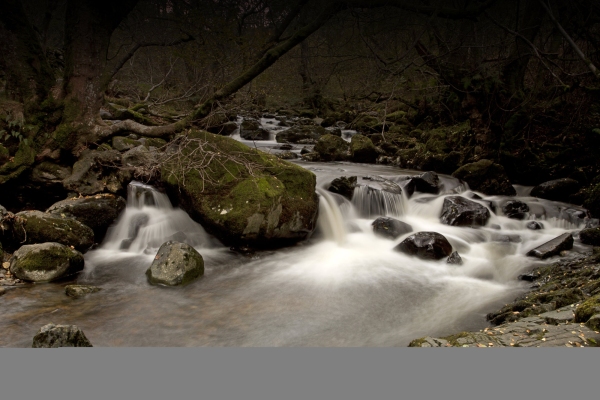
[394,231,453,260]
[65,285,102,299]
[531,178,580,203]
[526,221,544,230]
[10,243,84,282]
[372,217,413,240]
[446,251,463,265]
[146,241,204,286]
[452,159,516,196]
[440,196,491,227]
[526,233,574,259]
[502,200,529,220]
[328,176,357,200]
[410,171,441,194]
[32,323,93,348]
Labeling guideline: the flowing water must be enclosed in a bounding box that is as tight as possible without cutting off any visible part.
[0,121,593,347]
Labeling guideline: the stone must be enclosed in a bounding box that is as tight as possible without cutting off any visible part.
[452,159,516,196]
[440,196,491,227]
[372,217,413,239]
[277,151,298,160]
[526,221,544,230]
[32,323,93,348]
[579,227,600,246]
[446,251,463,265]
[328,176,357,200]
[122,145,157,167]
[350,134,378,163]
[62,149,131,196]
[314,134,349,161]
[240,127,270,140]
[410,171,441,194]
[146,241,204,286]
[502,200,529,220]
[526,233,574,259]
[394,231,453,260]
[65,285,101,299]
[531,178,580,203]
[10,242,84,282]
[208,121,238,136]
[276,125,328,143]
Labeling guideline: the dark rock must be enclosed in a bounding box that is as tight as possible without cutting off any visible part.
[502,200,529,220]
[372,217,413,240]
[531,178,580,203]
[452,159,516,196]
[241,119,261,131]
[328,176,357,200]
[65,285,101,299]
[584,218,599,228]
[440,196,491,227]
[394,231,453,260]
[63,149,131,196]
[518,273,537,282]
[350,134,378,163]
[314,134,349,161]
[32,323,93,348]
[579,227,600,246]
[300,146,311,155]
[301,152,321,161]
[208,121,238,136]
[277,144,294,150]
[526,233,574,259]
[411,171,441,194]
[47,194,126,241]
[10,242,84,282]
[146,241,204,286]
[446,251,463,265]
[240,128,270,140]
[526,221,544,230]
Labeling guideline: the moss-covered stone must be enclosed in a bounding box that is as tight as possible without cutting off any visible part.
[574,294,600,324]
[452,159,516,196]
[32,323,93,348]
[162,130,319,248]
[0,141,35,185]
[144,137,168,149]
[579,228,600,246]
[314,134,349,161]
[10,242,84,282]
[146,241,204,286]
[350,134,378,163]
[276,125,327,143]
[65,285,102,299]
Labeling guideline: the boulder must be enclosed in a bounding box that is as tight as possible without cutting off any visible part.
[526,221,544,230]
[447,251,463,265]
[146,241,204,286]
[47,194,126,240]
[62,149,131,196]
[579,227,600,246]
[277,151,298,160]
[276,125,328,143]
[394,232,453,260]
[65,285,101,299]
[440,196,491,227]
[241,119,261,131]
[350,134,378,163]
[502,200,529,220]
[328,176,357,200]
[526,233,574,259]
[372,217,412,239]
[10,242,84,282]
[161,131,319,248]
[452,159,516,196]
[410,171,441,194]
[531,178,580,202]
[314,134,349,161]
[240,128,270,140]
[32,323,93,348]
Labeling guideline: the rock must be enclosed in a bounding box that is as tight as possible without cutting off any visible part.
[394,232,453,260]
[574,294,600,325]
[112,136,142,151]
[531,178,580,202]
[32,323,93,348]
[518,273,537,282]
[301,152,321,161]
[328,176,357,200]
[161,131,319,248]
[491,234,522,243]
[63,149,131,196]
[584,218,599,228]
[277,144,294,150]
[579,227,600,246]
[372,217,412,239]
[208,121,238,136]
[241,119,261,131]
[447,251,463,265]
[313,134,349,161]
[47,194,126,241]
[276,125,328,143]
[350,134,378,163]
[440,196,491,227]
[526,233,574,259]
[410,171,441,194]
[502,200,529,220]
[3,211,94,252]
[65,285,101,299]
[526,221,544,230]
[452,159,516,196]
[582,183,600,218]
[146,241,204,286]
[240,127,270,140]
[122,145,157,167]
[277,151,298,160]
[300,146,311,155]
[10,242,84,282]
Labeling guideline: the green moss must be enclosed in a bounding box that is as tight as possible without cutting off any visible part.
[314,134,349,161]
[0,141,35,184]
[350,134,377,163]
[144,138,167,148]
[385,110,407,123]
[575,294,600,323]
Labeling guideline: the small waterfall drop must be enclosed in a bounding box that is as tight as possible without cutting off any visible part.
[316,188,347,244]
[351,185,407,218]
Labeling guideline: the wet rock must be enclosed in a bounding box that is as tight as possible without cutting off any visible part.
[579,227,600,246]
[526,221,544,230]
[0,287,5,296]
[240,127,270,140]
[526,233,574,259]
[301,152,321,162]
[531,178,580,203]
[584,218,599,228]
[277,144,294,150]
[32,323,93,348]
[350,134,378,163]
[146,241,204,286]
[65,285,101,299]
[314,134,349,161]
[452,159,516,196]
[502,200,529,220]
[410,171,441,194]
[394,231,453,260]
[119,213,149,250]
[328,176,357,200]
[47,194,126,241]
[63,149,131,196]
[277,151,298,160]
[440,196,491,227]
[372,217,413,239]
[241,119,260,131]
[446,251,463,265]
[300,146,311,155]
[10,242,84,282]
[518,273,537,282]
[276,125,328,143]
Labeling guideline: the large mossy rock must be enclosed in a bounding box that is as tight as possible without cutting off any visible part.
[32,323,93,348]
[276,125,328,143]
[47,194,126,240]
[530,178,580,203]
[146,241,204,286]
[3,211,94,252]
[394,231,453,260]
[10,242,84,282]
[452,159,516,196]
[440,196,491,227]
[62,149,131,196]
[350,134,378,163]
[579,227,600,246]
[161,131,319,248]
[314,134,349,161]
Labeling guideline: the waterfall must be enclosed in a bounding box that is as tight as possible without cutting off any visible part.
[316,188,347,245]
[351,185,407,218]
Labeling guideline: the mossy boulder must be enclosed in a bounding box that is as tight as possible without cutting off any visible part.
[0,142,35,185]
[65,285,102,299]
[314,134,349,161]
[63,149,131,196]
[452,159,516,196]
[574,294,600,325]
[32,323,93,348]
[530,178,580,203]
[579,227,600,246]
[161,131,319,248]
[350,134,378,163]
[146,241,204,286]
[276,125,328,143]
[10,242,84,282]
